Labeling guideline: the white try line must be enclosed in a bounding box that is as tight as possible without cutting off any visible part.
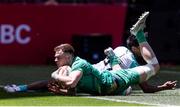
[85,96,177,107]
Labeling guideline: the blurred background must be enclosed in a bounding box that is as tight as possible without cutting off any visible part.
[0,0,179,66]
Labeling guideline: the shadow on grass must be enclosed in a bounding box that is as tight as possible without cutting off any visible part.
[0,89,57,100]
[0,89,94,100]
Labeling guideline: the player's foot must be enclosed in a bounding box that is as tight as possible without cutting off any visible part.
[122,86,132,96]
[104,47,116,59]
[104,47,120,65]
[4,84,20,93]
[130,11,149,36]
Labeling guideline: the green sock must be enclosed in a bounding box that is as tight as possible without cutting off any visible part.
[18,85,28,92]
[136,29,147,43]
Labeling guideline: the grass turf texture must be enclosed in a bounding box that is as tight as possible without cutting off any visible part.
[0,91,145,106]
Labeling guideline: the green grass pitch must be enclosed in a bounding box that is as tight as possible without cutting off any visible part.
[0,91,145,106]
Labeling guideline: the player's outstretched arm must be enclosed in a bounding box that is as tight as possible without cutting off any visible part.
[139,80,177,93]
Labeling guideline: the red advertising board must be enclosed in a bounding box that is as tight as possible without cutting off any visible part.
[0,4,127,65]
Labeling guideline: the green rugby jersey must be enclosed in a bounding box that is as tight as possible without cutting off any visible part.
[71,57,114,95]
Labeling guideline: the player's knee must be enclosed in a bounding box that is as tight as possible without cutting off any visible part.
[143,64,156,81]
[153,63,160,74]
[147,57,160,74]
